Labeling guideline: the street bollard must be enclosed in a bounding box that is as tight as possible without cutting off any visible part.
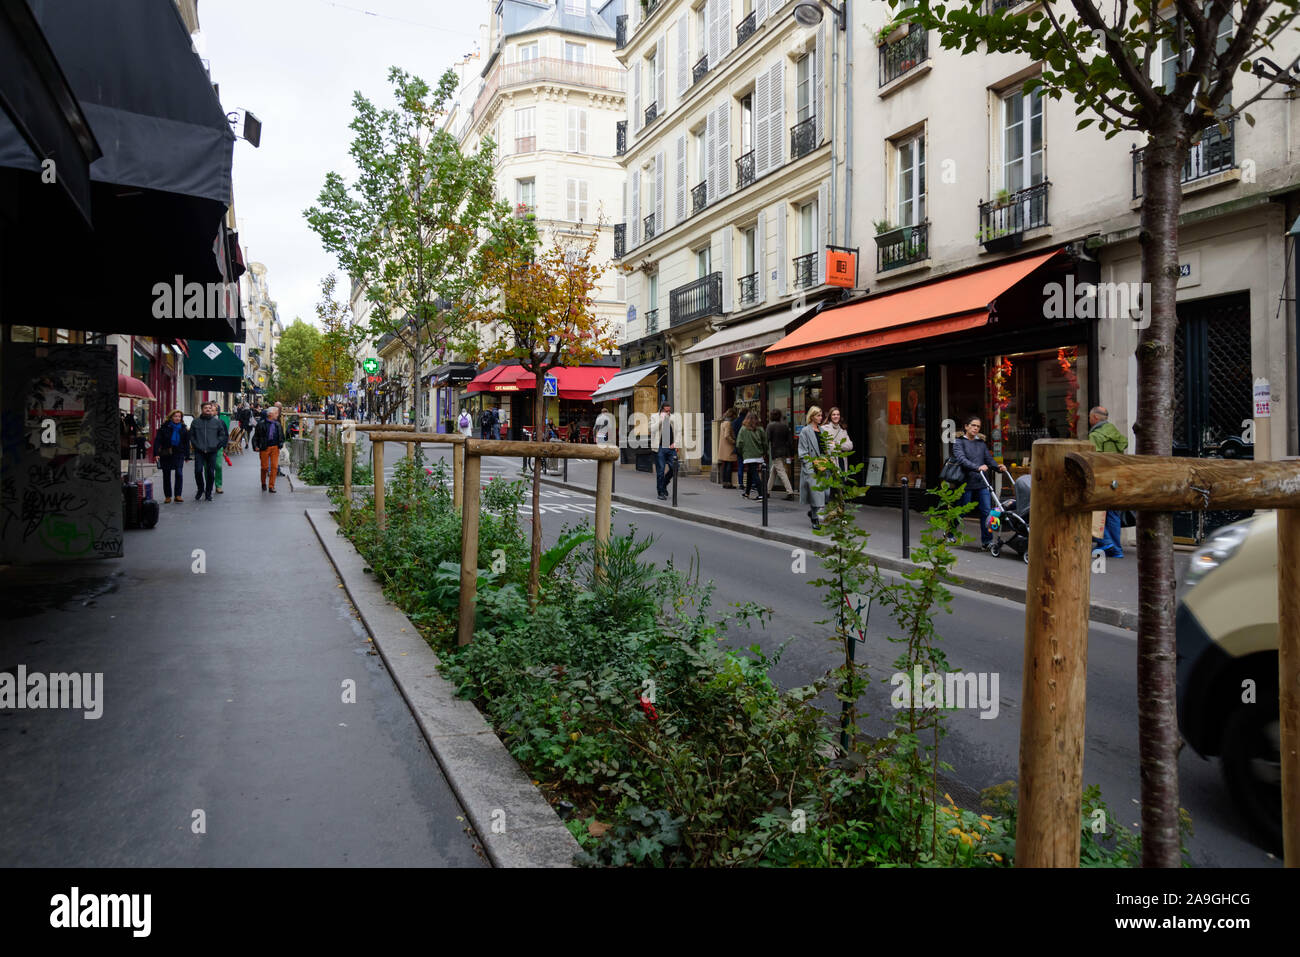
[761,462,769,527]
[672,453,678,508]
[901,476,910,559]
[563,455,568,484]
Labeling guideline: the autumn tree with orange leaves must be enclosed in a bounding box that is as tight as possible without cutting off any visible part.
[465,209,617,604]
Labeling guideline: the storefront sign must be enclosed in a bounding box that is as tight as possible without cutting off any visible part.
[491,384,521,392]
[825,249,856,289]
[721,351,767,379]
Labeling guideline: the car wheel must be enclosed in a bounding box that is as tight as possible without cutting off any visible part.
[1220,703,1283,854]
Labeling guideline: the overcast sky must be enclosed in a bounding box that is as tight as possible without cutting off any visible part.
[198,0,488,329]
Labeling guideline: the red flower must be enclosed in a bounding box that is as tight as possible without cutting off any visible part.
[637,695,659,722]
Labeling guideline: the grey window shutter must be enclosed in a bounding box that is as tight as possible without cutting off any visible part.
[755,208,766,303]
[631,172,640,246]
[632,62,641,132]
[817,181,829,277]
[705,107,717,204]
[754,66,770,176]
[772,202,786,296]
[655,151,665,236]
[676,16,688,99]
[719,227,733,313]
[706,0,716,70]
[756,0,769,23]
[656,36,667,112]
[715,101,731,201]
[768,61,784,171]
[814,23,826,145]
[675,133,687,224]
[718,0,731,62]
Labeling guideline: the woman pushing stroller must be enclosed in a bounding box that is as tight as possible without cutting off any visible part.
[952,414,1011,550]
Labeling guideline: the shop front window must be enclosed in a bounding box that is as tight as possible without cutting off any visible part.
[864,366,927,487]
[791,374,823,432]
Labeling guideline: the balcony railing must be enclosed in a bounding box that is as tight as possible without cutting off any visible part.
[644,308,660,335]
[693,55,708,85]
[616,14,627,49]
[736,149,755,189]
[977,181,1051,250]
[472,57,626,124]
[737,11,757,46]
[644,101,658,126]
[791,116,817,160]
[643,212,656,241]
[738,272,759,306]
[1132,118,1236,198]
[691,181,708,215]
[990,0,1016,11]
[643,0,662,18]
[616,120,627,156]
[670,272,723,326]
[792,251,819,290]
[614,223,626,259]
[874,221,929,272]
[879,22,928,87]
[515,135,536,153]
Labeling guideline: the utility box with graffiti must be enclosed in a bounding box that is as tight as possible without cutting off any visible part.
[1,344,123,563]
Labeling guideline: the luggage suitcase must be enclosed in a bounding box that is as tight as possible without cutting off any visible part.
[138,498,160,529]
[122,480,140,528]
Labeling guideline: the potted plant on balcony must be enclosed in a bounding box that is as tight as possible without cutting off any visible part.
[875,18,910,46]
[873,219,895,235]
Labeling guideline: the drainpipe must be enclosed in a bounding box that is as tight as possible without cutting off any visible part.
[828,17,838,246]
[843,0,853,249]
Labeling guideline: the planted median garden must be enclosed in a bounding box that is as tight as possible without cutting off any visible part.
[327,451,1177,867]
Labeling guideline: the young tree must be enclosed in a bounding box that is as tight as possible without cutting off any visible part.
[465,209,617,604]
[274,319,324,408]
[904,0,1299,866]
[305,67,499,430]
[311,274,368,404]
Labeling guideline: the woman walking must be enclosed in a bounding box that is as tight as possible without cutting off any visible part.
[952,414,1011,550]
[152,409,189,503]
[823,407,854,471]
[765,409,796,500]
[735,411,769,500]
[717,406,738,488]
[798,406,828,529]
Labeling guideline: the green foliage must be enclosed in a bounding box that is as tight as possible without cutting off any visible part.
[274,319,324,405]
[300,439,373,486]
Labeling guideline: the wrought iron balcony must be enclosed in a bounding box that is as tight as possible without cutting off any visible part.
[616,120,627,156]
[879,22,928,87]
[614,222,626,258]
[515,135,536,154]
[738,272,759,306]
[643,0,662,18]
[790,116,817,160]
[670,272,723,326]
[990,0,1016,11]
[874,221,929,272]
[977,181,1051,251]
[616,14,627,49]
[643,212,656,241]
[736,149,755,189]
[1132,118,1236,198]
[792,251,819,290]
[644,101,658,126]
[737,11,757,46]
[644,308,659,335]
[691,181,708,215]
[693,55,708,85]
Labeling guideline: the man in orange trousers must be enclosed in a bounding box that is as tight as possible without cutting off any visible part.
[251,405,286,493]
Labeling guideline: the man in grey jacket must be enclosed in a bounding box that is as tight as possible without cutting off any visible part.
[190,401,229,502]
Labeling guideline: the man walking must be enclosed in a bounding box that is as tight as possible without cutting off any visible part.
[189,401,228,502]
[765,409,796,500]
[1088,405,1128,557]
[651,402,678,502]
[237,402,253,448]
[252,405,286,493]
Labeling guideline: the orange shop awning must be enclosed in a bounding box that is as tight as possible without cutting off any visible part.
[764,249,1063,367]
[465,365,525,392]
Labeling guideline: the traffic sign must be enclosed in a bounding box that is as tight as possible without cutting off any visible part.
[362,357,380,374]
[542,375,558,397]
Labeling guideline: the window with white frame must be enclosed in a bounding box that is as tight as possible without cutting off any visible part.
[896,132,925,226]
[799,200,816,254]
[796,54,812,123]
[697,246,711,277]
[564,41,587,63]
[518,41,538,62]
[740,93,754,153]
[1001,85,1043,194]
[648,273,659,313]
[696,4,707,62]
[743,226,757,274]
[647,49,658,109]
[694,128,706,185]
[564,0,586,16]
[566,178,589,222]
[515,107,536,152]
[567,107,588,152]
[516,178,535,210]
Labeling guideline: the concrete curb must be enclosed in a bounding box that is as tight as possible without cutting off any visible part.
[304,508,582,868]
[537,475,1139,632]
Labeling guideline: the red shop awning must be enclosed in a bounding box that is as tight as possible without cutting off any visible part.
[466,365,614,400]
[764,249,1064,367]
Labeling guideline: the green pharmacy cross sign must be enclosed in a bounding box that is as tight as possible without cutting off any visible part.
[362,358,380,374]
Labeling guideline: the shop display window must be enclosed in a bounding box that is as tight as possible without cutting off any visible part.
[864,366,927,486]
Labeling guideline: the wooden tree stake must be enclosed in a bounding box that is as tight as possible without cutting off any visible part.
[457,453,483,646]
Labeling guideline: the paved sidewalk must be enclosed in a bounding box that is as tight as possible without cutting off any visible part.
[530,457,1189,631]
[0,455,484,866]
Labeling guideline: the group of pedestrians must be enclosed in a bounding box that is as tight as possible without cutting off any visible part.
[152,402,287,500]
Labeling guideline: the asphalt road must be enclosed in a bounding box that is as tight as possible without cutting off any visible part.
[443,449,1278,868]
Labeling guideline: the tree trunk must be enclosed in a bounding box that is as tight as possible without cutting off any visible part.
[410,345,423,431]
[527,366,545,607]
[1135,119,1189,868]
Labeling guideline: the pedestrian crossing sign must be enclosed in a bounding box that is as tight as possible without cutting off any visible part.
[543,375,558,397]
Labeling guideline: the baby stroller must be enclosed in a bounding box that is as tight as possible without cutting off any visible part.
[980,469,1031,564]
